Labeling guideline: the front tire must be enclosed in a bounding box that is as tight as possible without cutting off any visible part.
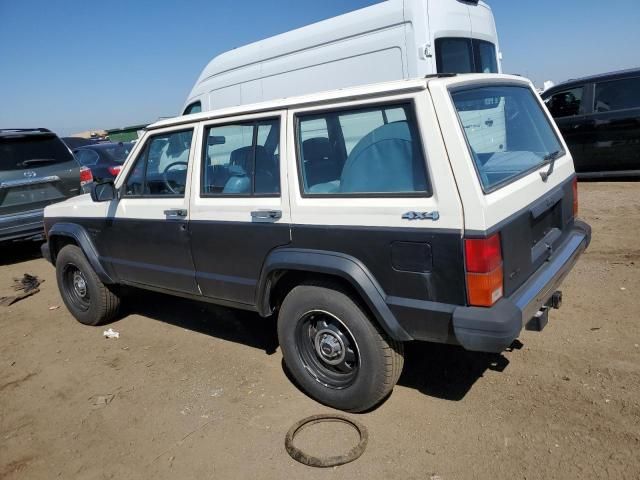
[55,245,120,326]
[278,283,404,412]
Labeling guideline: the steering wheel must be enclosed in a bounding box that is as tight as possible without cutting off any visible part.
[162,161,188,195]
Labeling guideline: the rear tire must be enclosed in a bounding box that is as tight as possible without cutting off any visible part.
[278,283,404,412]
[55,245,120,326]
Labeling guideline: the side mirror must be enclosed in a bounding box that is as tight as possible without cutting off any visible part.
[90,181,116,202]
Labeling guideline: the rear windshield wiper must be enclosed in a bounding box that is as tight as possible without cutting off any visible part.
[18,158,59,168]
[540,150,563,182]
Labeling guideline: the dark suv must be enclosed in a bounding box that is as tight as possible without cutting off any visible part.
[542,68,640,178]
[0,129,88,242]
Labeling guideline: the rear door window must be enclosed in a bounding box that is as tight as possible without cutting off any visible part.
[0,134,75,171]
[594,77,640,112]
[545,87,584,117]
[202,119,281,196]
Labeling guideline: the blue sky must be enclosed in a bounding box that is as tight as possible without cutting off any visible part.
[0,0,638,136]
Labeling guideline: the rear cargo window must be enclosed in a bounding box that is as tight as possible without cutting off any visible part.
[451,85,564,192]
[100,143,133,164]
[435,38,498,74]
[0,134,75,171]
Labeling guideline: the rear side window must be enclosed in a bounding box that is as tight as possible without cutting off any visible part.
[435,38,498,74]
[202,119,280,196]
[594,77,640,112]
[296,103,430,196]
[545,87,584,117]
[183,101,202,115]
[0,134,75,171]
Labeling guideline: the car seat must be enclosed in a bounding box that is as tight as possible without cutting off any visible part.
[339,121,424,193]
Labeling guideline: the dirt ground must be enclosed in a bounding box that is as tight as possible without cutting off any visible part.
[1,182,639,480]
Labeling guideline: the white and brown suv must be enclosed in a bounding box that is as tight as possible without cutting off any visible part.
[42,74,591,412]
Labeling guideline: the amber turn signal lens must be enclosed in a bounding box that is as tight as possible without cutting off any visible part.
[466,266,504,307]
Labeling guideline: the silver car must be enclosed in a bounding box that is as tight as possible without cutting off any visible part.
[0,129,88,242]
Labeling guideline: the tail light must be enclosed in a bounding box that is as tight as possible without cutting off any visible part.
[572,177,579,217]
[108,165,122,177]
[80,166,93,187]
[464,234,504,307]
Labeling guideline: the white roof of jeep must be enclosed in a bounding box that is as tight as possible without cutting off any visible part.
[149,74,530,131]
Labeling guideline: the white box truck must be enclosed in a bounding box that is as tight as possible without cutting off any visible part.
[183,0,502,115]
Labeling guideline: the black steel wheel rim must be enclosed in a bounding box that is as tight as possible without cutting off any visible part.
[62,263,91,312]
[295,310,360,389]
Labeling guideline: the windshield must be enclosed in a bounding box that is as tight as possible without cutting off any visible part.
[451,85,564,192]
[0,134,75,171]
[100,143,133,164]
[435,38,498,74]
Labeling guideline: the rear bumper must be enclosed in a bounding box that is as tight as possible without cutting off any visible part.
[452,220,591,353]
[0,209,45,242]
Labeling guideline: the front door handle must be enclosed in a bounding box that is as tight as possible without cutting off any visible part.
[251,210,282,222]
[164,209,188,218]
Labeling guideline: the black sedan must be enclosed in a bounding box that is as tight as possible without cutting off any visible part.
[73,142,134,182]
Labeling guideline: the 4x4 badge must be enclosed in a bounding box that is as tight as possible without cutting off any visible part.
[402,211,440,221]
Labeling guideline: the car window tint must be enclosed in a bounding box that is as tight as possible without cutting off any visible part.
[101,143,133,164]
[297,103,429,196]
[435,38,498,74]
[594,77,640,112]
[452,85,564,192]
[436,38,473,73]
[74,149,100,166]
[183,101,202,115]
[124,130,193,197]
[545,87,583,117]
[300,118,329,144]
[475,40,498,74]
[203,119,280,196]
[0,134,74,171]
[255,122,280,194]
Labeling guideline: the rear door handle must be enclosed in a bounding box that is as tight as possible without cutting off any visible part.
[251,210,282,222]
[164,209,188,218]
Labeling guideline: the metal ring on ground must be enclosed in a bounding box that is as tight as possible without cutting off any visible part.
[285,414,368,468]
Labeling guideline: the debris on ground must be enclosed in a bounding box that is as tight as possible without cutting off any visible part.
[48,305,60,311]
[103,329,120,339]
[285,414,368,468]
[210,388,224,398]
[90,394,115,408]
[0,274,43,306]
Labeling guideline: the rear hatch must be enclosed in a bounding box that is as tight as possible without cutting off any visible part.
[0,130,81,217]
[429,75,579,304]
